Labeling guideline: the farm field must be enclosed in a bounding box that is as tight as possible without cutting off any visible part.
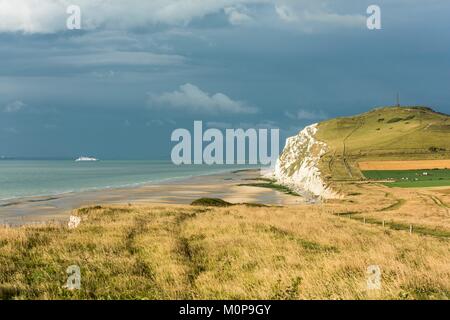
[359,160,450,171]
[315,107,450,181]
[362,169,450,188]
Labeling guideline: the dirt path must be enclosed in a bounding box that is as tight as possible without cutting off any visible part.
[342,119,364,178]
[420,193,450,214]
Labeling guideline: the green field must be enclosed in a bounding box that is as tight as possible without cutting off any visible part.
[362,169,450,188]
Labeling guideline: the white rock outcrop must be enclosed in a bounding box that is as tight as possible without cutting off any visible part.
[269,123,340,200]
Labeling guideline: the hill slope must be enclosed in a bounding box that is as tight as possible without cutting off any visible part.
[317,106,450,180]
[272,106,450,198]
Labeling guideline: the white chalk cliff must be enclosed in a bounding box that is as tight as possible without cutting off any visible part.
[270,123,340,200]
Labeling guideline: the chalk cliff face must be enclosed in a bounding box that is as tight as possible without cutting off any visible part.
[271,124,340,200]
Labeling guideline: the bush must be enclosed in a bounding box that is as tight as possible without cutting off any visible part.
[191,198,232,207]
[429,146,446,153]
[387,117,403,123]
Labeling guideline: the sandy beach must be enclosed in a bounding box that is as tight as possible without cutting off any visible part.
[0,169,302,226]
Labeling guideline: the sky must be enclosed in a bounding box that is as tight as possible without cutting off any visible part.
[0,0,449,159]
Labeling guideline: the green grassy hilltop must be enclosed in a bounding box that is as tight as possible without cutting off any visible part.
[315,106,450,181]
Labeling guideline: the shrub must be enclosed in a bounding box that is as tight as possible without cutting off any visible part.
[429,146,446,153]
[191,198,232,207]
[387,117,403,123]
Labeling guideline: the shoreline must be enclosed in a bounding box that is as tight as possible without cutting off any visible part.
[0,166,259,205]
[0,169,303,226]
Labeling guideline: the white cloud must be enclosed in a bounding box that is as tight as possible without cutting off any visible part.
[275,5,297,22]
[224,7,253,25]
[285,109,327,120]
[3,100,25,113]
[0,0,63,33]
[91,70,116,79]
[0,0,366,34]
[303,11,365,27]
[0,0,268,33]
[149,83,258,114]
[275,1,365,29]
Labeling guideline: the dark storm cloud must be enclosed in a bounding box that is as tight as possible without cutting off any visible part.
[1,0,449,158]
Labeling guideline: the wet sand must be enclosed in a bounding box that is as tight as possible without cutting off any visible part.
[0,169,303,226]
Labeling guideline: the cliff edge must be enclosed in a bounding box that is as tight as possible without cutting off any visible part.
[269,106,450,199]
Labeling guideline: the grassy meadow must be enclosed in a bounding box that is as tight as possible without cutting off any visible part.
[1,190,449,300]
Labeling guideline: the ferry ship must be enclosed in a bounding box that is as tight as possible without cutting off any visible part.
[75,156,98,162]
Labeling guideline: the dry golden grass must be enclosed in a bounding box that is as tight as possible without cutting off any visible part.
[358,160,450,171]
[331,183,450,231]
[436,188,450,195]
[0,191,449,300]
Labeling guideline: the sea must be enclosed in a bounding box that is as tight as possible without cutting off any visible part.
[0,160,255,204]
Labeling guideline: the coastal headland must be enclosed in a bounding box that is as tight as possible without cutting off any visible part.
[1,106,449,299]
